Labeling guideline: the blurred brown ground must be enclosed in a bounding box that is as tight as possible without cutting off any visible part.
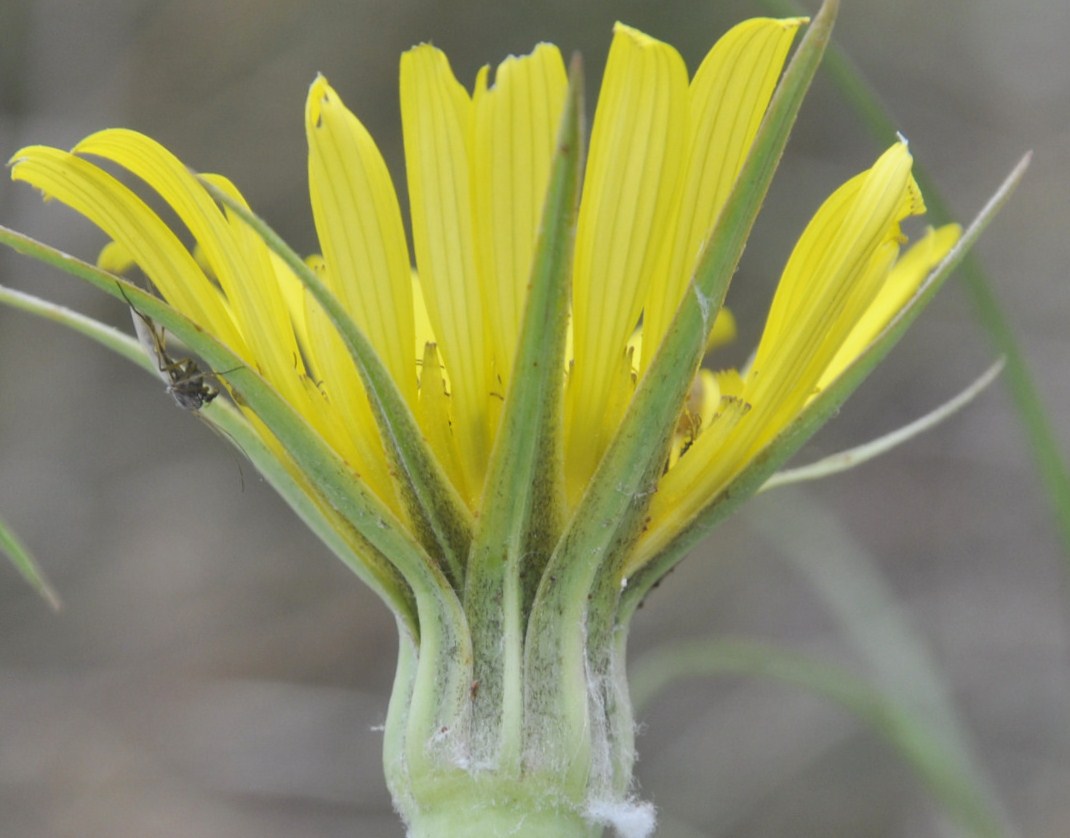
[1,1,1067,835]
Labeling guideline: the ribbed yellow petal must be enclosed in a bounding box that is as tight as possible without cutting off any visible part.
[754,238,900,440]
[74,132,302,384]
[821,222,961,386]
[401,44,490,503]
[301,257,400,507]
[565,23,689,502]
[197,172,317,417]
[750,143,922,417]
[306,76,417,409]
[638,143,924,564]
[472,43,568,385]
[418,341,467,494]
[10,145,240,349]
[639,17,805,374]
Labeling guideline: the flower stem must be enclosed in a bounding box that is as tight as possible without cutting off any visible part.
[405,784,601,838]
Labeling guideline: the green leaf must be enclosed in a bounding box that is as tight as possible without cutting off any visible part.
[198,180,473,590]
[462,55,583,768]
[620,152,1030,623]
[630,637,1006,838]
[0,513,61,610]
[0,281,151,370]
[523,0,840,783]
[0,279,418,633]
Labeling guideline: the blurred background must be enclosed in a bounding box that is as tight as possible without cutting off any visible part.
[1,0,1067,835]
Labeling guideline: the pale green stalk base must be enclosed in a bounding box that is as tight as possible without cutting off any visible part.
[404,779,602,838]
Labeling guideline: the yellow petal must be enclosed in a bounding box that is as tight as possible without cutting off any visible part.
[820,222,961,385]
[301,257,400,508]
[640,17,805,374]
[74,130,306,400]
[198,172,316,414]
[306,76,418,408]
[707,307,737,352]
[10,144,240,349]
[401,44,489,502]
[565,23,689,502]
[748,143,923,423]
[418,341,467,495]
[639,143,924,565]
[759,144,923,367]
[472,43,568,384]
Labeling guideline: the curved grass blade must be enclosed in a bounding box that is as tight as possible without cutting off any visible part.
[630,638,1007,838]
[752,486,1018,835]
[761,0,1070,563]
[0,513,61,610]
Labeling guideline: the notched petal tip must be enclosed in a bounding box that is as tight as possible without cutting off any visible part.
[611,21,669,49]
[306,74,336,130]
[7,144,52,172]
[402,42,443,65]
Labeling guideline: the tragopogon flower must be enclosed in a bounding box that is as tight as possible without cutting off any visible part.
[3,2,1019,834]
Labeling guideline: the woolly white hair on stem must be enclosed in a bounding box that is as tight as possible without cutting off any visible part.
[586,797,657,838]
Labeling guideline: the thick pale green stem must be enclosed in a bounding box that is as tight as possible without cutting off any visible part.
[405,777,601,838]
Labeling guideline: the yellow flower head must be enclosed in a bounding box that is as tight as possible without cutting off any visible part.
[8,16,957,589]
[5,6,1021,832]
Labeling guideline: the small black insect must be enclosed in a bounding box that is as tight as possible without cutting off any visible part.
[119,285,219,410]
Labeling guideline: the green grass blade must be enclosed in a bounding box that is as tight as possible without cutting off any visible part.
[0,513,61,610]
[630,637,1007,838]
[749,487,1017,836]
[761,0,1070,562]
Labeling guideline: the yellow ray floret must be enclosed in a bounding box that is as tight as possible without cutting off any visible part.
[307,76,418,411]
[630,142,956,572]
[400,45,491,503]
[472,44,568,387]
[565,23,689,502]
